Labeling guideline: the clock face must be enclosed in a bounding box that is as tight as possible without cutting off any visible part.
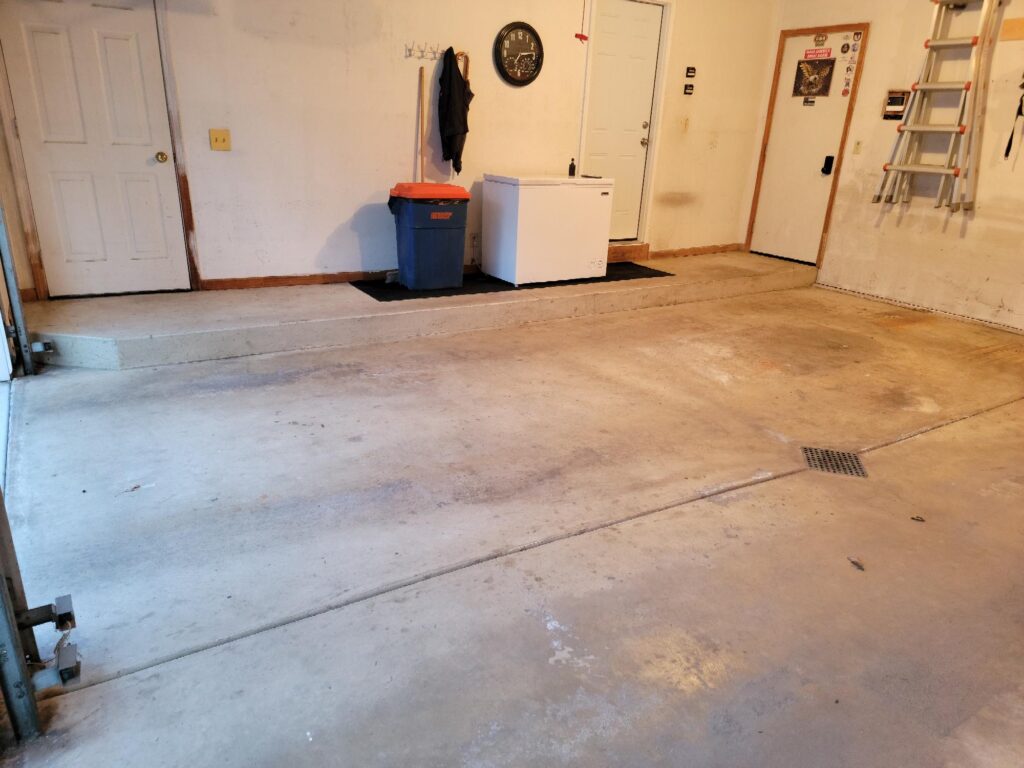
[494,22,544,86]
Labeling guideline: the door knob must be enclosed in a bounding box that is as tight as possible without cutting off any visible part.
[821,155,835,175]
[155,151,169,164]
[640,137,649,148]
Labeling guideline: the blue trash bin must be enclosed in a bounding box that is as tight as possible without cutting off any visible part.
[388,183,471,290]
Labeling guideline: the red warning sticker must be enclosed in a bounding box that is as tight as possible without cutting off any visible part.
[804,47,833,60]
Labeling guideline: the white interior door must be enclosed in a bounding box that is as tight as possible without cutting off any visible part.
[750,30,862,265]
[582,0,663,241]
[0,0,189,297]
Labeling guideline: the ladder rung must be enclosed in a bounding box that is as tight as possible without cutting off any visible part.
[913,81,972,92]
[883,163,961,177]
[898,123,966,134]
[925,36,979,49]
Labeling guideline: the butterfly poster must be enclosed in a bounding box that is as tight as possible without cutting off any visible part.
[793,59,835,97]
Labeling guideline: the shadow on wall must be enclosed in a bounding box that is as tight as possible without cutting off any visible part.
[317,203,395,275]
[315,57,474,276]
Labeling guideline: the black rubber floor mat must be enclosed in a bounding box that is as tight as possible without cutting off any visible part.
[351,262,674,303]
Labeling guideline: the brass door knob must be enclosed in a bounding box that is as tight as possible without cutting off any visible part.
[155,151,169,163]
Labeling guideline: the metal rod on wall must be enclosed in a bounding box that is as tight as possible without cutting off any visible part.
[0,208,34,376]
[0,490,39,742]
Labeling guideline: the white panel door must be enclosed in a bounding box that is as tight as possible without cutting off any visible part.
[750,31,861,265]
[582,0,663,241]
[0,0,189,296]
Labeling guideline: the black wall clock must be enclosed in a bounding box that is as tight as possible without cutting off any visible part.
[494,22,544,86]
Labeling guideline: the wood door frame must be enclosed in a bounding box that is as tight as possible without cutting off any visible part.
[0,43,47,299]
[153,0,200,290]
[745,23,870,269]
[578,0,672,244]
[0,0,200,300]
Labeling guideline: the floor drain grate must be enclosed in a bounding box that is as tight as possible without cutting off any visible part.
[801,447,867,478]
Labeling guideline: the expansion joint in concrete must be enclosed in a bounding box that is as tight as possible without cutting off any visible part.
[46,393,1024,700]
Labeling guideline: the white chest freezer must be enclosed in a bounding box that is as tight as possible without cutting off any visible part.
[482,175,614,286]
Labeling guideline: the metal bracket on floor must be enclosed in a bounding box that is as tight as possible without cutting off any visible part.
[0,592,82,742]
[0,581,40,740]
[17,595,82,690]
[0,487,77,743]
[30,639,81,693]
[17,594,76,634]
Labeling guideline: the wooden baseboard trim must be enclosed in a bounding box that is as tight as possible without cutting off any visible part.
[19,286,37,303]
[649,243,745,260]
[607,242,651,263]
[199,272,387,291]
[199,264,482,291]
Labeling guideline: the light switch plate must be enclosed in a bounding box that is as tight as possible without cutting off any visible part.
[209,128,231,151]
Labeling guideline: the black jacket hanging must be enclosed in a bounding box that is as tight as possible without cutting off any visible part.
[438,47,473,174]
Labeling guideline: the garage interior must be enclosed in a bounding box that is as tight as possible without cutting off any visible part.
[0,0,1022,765]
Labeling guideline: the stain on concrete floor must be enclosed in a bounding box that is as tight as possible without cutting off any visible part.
[2,286,1023,765]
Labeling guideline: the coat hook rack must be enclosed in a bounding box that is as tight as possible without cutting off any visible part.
[405,42,446,62]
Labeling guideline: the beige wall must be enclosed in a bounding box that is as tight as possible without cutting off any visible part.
[2,0,778,290]
[165,0,590,279]
[775,0,1024,331]
[646,0,778,253]
[11,0,1018,326]
[161,0,776,280]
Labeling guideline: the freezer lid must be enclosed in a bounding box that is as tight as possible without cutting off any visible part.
[484,174,614,188]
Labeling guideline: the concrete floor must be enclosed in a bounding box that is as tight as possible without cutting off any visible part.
[23,253,814,369]
[3,284,1024,765]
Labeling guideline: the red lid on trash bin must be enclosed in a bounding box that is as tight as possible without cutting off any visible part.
[389,182,471,200]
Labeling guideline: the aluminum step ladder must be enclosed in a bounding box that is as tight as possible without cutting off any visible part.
[873,0,1001,211]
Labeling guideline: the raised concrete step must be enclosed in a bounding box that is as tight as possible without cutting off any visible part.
[25,253,816,370]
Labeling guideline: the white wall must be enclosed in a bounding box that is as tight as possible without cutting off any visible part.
[162,0,775,281]
[164,0,592,279]
[646,0,778,252]
[775,0,1024,331]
